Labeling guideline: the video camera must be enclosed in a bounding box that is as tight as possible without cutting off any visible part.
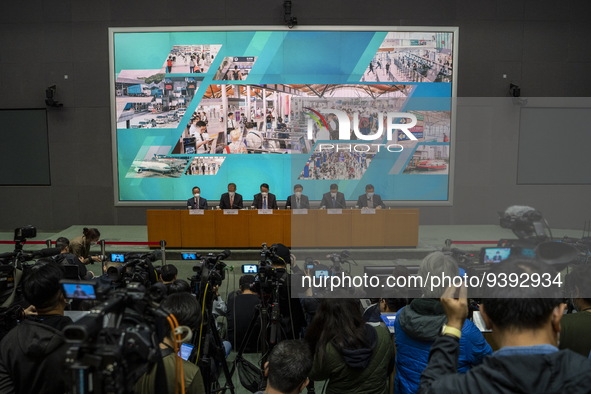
[449,207,591,281]
[326,250,356,276]
[188,250,230,295]
[106,251,162,288]
[13,225,36,245]
[253,243,291,293]
[499,205,550,245]
[62,281,169,393]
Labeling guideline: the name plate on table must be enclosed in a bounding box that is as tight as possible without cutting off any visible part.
[292,209,308,215]
[327,209,343,215]
[361,208,376,214]
[223,209,239,215]
[258,209,273,215]
[189,209,205,215]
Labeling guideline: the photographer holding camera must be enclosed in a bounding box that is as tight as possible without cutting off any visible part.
[0,262,72,394]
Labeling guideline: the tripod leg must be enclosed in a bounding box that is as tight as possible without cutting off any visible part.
[228,305,261,377]
[205,311,236,394]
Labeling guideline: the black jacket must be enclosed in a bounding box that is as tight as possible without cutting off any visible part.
[0,316,73,394]
[320,191,346,209]
[186,196,208,209]
[419,335,591,394]
[252,193,278,209]
[219,192,243,209]
[357,193,386,209]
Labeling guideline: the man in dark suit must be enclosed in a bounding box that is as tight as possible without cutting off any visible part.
[286,184,310,209]
[219,182,243,209]
[356,184,386,209]
[186,186,208,209]
[253,183,278,209]
[320,183,346,209]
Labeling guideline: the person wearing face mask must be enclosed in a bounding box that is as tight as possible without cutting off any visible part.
[356,184,386,209]
[286,184,310,209]
[419,259,591,394]
[252,183,278,209]
[69,227,102,265]
[560,264,591,357]
[187,186,208,209]
[219,182,243,209]
[320,183,346,209]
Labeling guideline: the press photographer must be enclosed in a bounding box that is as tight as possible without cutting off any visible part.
[0,226,62,308]
[0,262,72,394]
[62,279,170,394]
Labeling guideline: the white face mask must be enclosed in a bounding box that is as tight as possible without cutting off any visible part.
[331,192,337,198]
[194,193,200,198]
[295,191,302,197]
[367,192,374,198]
[261,192,268,196]
[228,191,235,197]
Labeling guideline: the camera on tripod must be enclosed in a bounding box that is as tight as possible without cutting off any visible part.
[62,281,169,393]
[188,250,230,295]
[13,225,36,245]
[326,250,355,276]
[253,243,290,293]
[106,251,162,288]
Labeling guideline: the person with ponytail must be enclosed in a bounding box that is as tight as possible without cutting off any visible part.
[69,227,101,265]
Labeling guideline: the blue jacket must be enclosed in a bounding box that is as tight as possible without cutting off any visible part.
[394,299,492,394]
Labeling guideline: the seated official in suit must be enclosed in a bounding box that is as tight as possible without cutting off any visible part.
[187,186,208,209]
[320,183,346,209]
[219,182,243,209]
[253,183,278,209]
[357,184,386,209]
[286,184,310,209]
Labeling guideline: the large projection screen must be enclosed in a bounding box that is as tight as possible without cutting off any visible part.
[109,26,458,206]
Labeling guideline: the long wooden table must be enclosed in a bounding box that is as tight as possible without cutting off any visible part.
[147,209,419,248]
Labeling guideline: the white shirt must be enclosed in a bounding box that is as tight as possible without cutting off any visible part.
[196,132,210,153]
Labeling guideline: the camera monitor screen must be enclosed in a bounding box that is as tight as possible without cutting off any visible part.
[179,343,194,361]
[182,253,198,260]
[315,270,330,278]
[481,248,512,264]
[110,253,125,263]
[110,27,457,205]
[61,281,97,300]
[242,264,258,274]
